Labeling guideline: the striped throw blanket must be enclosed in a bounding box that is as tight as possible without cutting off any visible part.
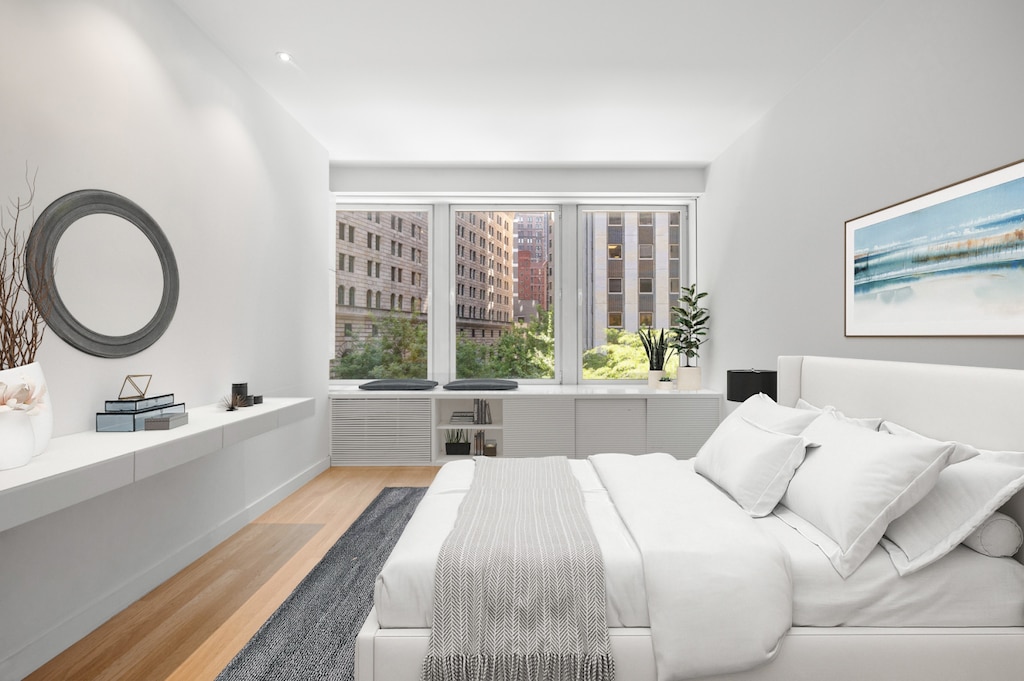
[421,456,614,681]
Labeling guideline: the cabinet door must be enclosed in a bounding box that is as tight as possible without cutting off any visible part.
[574,399,647,458]
[504,397,575,457]
[330,398,431,465]
[646,394,722,459]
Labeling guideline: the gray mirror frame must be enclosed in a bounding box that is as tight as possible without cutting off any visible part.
[26,189,179,358]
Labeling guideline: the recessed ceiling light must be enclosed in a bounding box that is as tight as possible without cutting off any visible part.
[276,51,293,63]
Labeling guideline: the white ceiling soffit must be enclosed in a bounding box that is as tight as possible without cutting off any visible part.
[170,0,883,166]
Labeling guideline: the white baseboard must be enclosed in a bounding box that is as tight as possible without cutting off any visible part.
[1,456,329,681]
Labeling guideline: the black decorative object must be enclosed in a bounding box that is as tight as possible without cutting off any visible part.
[26,189,179,358]
[443,378,518,391]
[726,369,778,402]
[358,378,438,391]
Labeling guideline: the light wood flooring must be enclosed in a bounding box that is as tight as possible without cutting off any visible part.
[25,466,439,681]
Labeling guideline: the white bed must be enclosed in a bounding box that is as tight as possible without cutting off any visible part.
[355,356,1024,681]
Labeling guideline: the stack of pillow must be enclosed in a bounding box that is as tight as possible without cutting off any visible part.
[694,393,1024,578]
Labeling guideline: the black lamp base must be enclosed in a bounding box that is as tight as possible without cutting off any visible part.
[727,369,778,402]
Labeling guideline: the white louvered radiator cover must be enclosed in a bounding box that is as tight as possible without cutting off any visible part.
[330,397,432,465]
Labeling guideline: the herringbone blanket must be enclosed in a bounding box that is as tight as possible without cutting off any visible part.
[421,456,614,681]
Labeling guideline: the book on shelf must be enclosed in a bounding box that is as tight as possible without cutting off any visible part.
[96,402,186,432]
[103,393,175,413]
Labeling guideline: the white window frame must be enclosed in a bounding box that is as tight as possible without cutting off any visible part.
[330,197,697,386]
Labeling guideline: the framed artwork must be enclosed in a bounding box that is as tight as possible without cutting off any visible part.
[845,159,1024,336]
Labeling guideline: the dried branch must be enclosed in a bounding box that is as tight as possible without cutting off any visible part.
[1,167,48,370]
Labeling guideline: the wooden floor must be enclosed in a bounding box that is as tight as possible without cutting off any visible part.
[25,466,439,681]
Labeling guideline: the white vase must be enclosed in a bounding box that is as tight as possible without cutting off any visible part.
[0,362,52,457]
[0,410,34,470]
[677,366,702,391]
[647,370,664,389]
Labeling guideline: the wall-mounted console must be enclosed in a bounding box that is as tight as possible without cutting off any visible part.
[0,398,315,534]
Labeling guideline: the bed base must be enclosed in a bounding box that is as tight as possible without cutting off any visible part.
[356,607,1024,681]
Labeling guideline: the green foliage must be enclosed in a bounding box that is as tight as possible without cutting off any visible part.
[331,308,556,381]
[582,328,677,380]
[637,327,675,371]
[670,284,710,367]
[330,313,427,379]
[445,428,468,443]
[457,307,555,379]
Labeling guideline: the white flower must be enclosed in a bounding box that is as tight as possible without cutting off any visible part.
[0,379,45,412]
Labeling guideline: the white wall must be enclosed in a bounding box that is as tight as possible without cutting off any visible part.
[699,0,1024,396]
[0,1,330,676]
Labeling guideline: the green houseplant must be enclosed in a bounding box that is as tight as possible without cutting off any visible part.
[670,284,710,390]
[638,327,675,388]
[444,428,471,456]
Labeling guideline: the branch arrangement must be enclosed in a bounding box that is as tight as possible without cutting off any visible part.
[1,168,48,370]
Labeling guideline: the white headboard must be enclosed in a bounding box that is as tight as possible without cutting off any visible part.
[778,355,1024,562]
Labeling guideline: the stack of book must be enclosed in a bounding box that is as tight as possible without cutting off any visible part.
[449,410,476,424]
[473,399,492,425]
[96,394,188,432]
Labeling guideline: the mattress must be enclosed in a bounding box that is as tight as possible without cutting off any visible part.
[374,458,1024,629]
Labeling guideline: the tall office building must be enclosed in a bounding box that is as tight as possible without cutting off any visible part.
[454,211,516,343]
[334,210,429,354]
[583,210,685,350]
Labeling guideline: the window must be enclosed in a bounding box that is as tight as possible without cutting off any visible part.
[582,208,688,381]
[453,209,556,380]
[332,200,691,384]
[332,209,430,379]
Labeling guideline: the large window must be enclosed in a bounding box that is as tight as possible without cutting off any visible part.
[581,208,687,381]
[454,209,556,380]
[331,210,430,379]
[329,201,691,384]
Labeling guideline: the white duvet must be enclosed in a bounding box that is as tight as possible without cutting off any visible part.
[374,455,1024,679]
[589,453,791,680]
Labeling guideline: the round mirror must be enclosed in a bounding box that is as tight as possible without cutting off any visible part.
[26,190,179,358]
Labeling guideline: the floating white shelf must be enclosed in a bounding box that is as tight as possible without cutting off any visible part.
[0,397,315,534]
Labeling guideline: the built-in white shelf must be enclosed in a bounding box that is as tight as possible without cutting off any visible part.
[329,385,722,464]
[0,397,315,534]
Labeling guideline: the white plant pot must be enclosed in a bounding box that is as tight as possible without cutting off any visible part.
[677,366,702,391]
[0,362,52,457]
[0,410,34,470]
[647,370,665,389]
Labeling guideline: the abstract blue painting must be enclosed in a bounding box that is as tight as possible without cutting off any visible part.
[846,160,1024,336]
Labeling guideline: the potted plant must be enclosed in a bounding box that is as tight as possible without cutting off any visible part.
[1,171,51,468]
[444,428,471,456]
[670,284,710,390]
[638,326,675,388]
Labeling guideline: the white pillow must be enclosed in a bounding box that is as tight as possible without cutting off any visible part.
[778,411,958,578]
[695,416,813,517]
[729,393,819,435]
[879,420,980,464]
[963,511,1024,557]
[882,449,1024,574]
[795,398,883,431]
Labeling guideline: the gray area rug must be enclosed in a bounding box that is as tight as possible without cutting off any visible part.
[216,486,427,681]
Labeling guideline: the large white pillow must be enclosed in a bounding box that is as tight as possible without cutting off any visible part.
[695,416,813,517]
[795,398,883,431]
[728,393,819,435]
[881,449,1024,574]
[777,411,958,578]
[879,419,980,464]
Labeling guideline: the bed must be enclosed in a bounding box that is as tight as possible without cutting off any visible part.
[355,355,1024,680]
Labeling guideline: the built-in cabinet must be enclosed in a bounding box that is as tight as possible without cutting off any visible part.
[329,387,722,465]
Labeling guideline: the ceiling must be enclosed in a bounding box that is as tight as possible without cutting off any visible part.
[170,0,883,166]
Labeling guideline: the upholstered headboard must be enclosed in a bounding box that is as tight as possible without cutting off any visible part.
[778,355,1024,563]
